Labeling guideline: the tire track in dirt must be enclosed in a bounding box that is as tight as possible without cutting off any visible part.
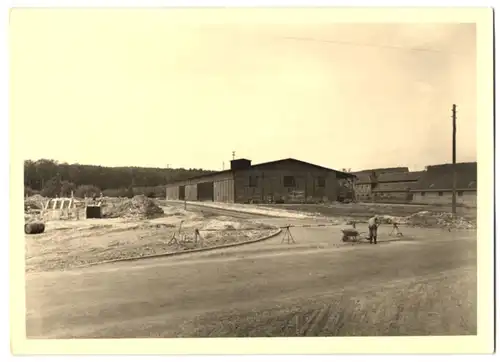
[304,304,333,336]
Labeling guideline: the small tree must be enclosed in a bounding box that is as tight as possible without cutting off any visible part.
[40,176,62,198]
[60,181,76,197]
[102,188,128,198]
[24,186,36,197]
[74,185,101,199]
[125,185,134,199]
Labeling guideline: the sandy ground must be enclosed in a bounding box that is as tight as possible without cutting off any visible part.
[267,202,477,220]
[162,200,321,218]
[26,215,476,338]
[165,200,476,228]
[25,205,278,273]
[24,201,477,338]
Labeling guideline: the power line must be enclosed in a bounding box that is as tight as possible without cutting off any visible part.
[279,36,469,56]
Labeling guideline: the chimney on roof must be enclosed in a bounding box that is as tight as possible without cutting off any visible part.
[230,158,252,170]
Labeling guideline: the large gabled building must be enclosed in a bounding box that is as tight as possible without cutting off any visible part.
[165,158,355,204]
[371,171,425,202]
[352,162,477,207]
[352,167,413,202]
[410,162,477,207]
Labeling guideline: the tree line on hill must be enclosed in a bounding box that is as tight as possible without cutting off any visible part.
[24,159,215,199]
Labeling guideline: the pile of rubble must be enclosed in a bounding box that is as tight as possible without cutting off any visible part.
[204,217,241,231]
[348,211,476,230]
[405,211,476,230]
[376,215,408,225]
[24,195,47,211]
[344,215,406,226]
[102,195,165,220]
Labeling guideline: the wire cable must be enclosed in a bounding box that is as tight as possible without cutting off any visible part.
[279,36,470,56]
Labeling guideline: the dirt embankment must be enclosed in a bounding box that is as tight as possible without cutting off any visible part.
[396,211,475,229]
[24,195,48,223]
[266,202,476,230]
[269,201,476,217]
[25,201,279,273]
[24,195,47,210]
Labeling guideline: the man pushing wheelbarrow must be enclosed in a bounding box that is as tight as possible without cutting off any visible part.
[340,216,381,244]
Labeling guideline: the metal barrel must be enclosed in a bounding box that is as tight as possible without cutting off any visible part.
[25,222,45,234]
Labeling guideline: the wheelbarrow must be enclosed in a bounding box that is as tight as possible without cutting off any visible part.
[340,228,367,242]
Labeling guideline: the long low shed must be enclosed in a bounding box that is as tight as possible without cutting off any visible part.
[166,158,355,204]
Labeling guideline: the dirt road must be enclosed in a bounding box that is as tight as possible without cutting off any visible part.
[26,211,476,338]
[266,202,477,219]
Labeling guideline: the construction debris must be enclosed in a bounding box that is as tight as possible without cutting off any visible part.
[204,217,241,231]
[24,195,47,211]
[102,195,165,220]
[405,211,476,230]
[345,211,475,230]
[377,215,408,225]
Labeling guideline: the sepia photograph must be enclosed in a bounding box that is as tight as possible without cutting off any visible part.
[9,6,494,355]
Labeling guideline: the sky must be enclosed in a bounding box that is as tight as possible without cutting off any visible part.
[10,9,477,172]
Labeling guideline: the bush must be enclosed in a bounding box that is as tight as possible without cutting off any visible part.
[60,181,76,197]
[74,184,101,198]
[125,186,134,199]
[103,186,166,198]
[102,188,129,198]
[24,186,36,197]
[40,177,62,198]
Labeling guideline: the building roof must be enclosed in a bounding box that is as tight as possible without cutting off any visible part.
[412,162,477,191]
[353,172,372,184]
[252,158,356,178]
[167,158,356,185]
[377,171,424,183]
[355,171,423,187]
[373,182,419,192]
[356,167,409,174]
[353,167,413,185]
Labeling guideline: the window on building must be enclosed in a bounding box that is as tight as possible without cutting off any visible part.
[421,192,426,196]
[249,176,258,187]
[438,191,443,196]
[317,177,326,187]
[458,191,463,196]
[283,176,296,187]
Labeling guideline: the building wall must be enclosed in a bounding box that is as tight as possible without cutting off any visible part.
[371,181,418,202]
[194,173,235,202]
[197,181,214,201]
[214,178,235,203]
[165,172,234,202]
[164,161,351,204]
[354,183,372,201]
[185,184,198,201]
[412,190,477,207]
[373,191,413,202]
[375,180,418,191]
[165,185,179,201]
[233,161,338,203]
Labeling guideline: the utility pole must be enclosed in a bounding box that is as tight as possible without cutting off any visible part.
[232,151,235,160]
[452,104,457,217]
